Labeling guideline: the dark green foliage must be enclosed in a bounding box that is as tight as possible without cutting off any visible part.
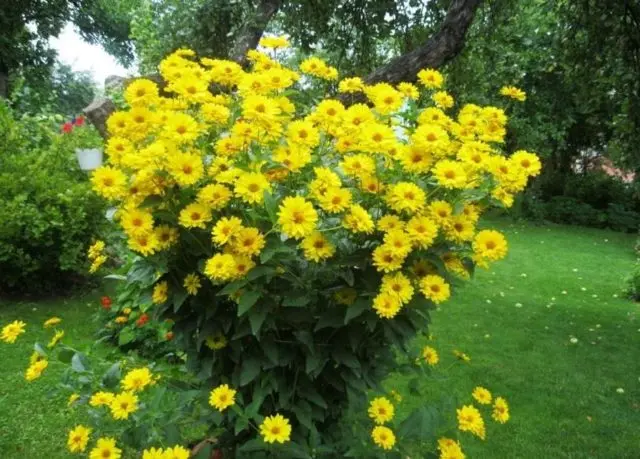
[0,103,105,293]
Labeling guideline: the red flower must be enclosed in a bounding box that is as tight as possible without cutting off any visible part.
[74,115,85,126]
[62,122,73,134]
[101,296,112,310]
[165,331,174,341]
[136,313,150,327]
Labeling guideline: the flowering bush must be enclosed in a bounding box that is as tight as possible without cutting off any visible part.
[8,39,539,456]
[61,115,103,149]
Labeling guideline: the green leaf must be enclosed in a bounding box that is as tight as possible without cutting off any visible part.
[238,291,261,316]
[282,293,310,307]
[249,305,268,337]
[102,362,121,389]
[314,308,344,331]
[33,342,47,356]
[397,406,439,442]
[237,438,265,453]
[240,358,261,386]
[292,402,314,430]
[333,348,361,370]
[305,354,327,375]
[247,266,276,281]
[217,279,248,296]
[71,352,89,372]
[58,348,74,364]
[118,328,135,346]
[261,336,279,365]
[263,191,278,224]
[235,415,250,435]
[173,289,189,313]
[344,298,370,324]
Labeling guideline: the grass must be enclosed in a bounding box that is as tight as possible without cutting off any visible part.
[1,219,638,458]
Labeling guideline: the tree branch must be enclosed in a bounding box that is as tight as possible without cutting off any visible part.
[229,0,282,65]
[364,0,483,85]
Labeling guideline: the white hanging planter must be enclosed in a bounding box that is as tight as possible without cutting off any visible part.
[75,148,103,171]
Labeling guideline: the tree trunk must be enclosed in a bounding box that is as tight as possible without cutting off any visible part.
[0,61,9,99]
[364,0,483,85]
[229,0,282,65]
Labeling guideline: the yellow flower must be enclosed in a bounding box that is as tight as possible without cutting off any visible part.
[122,367,154,392]
[212,216,243,246]
[155,225,179,249]
[381,272,414,304]
[300,232,336,262]
[453,349,471,362]
[397,82,420,100]
[87,240,105,260]
[167,152,205,187]
[125,78,159,106]
[383,229,412,258]
[142,447,165,459]
[114,316,128,324]
[152,281,169,304]
[278,196,318,239]
[422,346,439,365]
[204,253,236,282]
[89,438,122,459]
[419,275,451,304]
[371,425,396,450]
[386,182,426,214]
[432,90,454,109]
[89,254,107,273]
[510,150,541,176]
[417,68,444,89]
[457,404,486,439]
[286,120,320,149]
[377,215,405,233]
[67,425,91,453]
[90,166,127,200]
[368,396,395,424]
[406,215,438,249]
[429,200,453,227]
[205,333,228,350]
[317,187,352,213]
[1,320,26,343]
[473,230,508,262]
[338,77,365,93]
[334,288,357,305]
[162,112,200,144]
[492,396,510,423]
[198,183,233,209]
[68,393,80,406]
[47,329,64,348]
[25,359,48,381]
[234,172,271,205]
[209,384,237,411]
[260,414,292,444]
[184,273,201,295]
[259,35,290,48]
[342,204,375,234]
[499,85,526,101]
[438,437,465,459]
[372,244,406,273]
[164,445,191,459]
[373,292,403,319]
[472,386,492,405]
[178,202,212,229]
[110,391,139,420]
[90,391,115,407]
[230,227,266,257]
[43,317,62,328]
[433,160,468,189]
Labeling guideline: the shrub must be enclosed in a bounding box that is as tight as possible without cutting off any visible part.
[13,44,533,457]
[624,262,640,301]
[0,103,106,294]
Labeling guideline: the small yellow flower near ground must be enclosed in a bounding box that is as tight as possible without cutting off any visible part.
[25,359,48,381]
[142,447,165,459]
[89,437,122,459]
[164,445,191,459]
[453,349,471,362]
[183,272,201,295]
[47,329,64,348]
[90,391,115,407]
[472,386,493,405]
[492,396,510,423]
[423,345,439,366]
[438,437,465,459]
[368,396,395,424]
[420,275,451,304]
[457,404,486,440]
[1,320,26,343]
[260,414,292,444]
[209,384,237,411]
[122,367,154,392]
[43,317,62,328]
[110,391,139,420]
[114,316,128,324]
[152,280,169,304]
[499,85,526,102]
[68,393,80,406]
[67,425,91,453]
[371,425,396,450]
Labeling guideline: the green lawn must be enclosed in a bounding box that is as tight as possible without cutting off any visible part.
[1,219,638,458]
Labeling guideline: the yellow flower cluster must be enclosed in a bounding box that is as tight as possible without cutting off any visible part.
[367,396,397,450]
[87,240,107,273]
[455,388,510,445]
[90,47,539,323]
[1,320,26,343]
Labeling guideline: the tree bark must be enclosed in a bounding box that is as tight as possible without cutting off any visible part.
[0,61,9,99]
[229,0,282,65]
[364,0,483,85]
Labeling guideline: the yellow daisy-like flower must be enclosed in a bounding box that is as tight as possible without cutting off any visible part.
[397,82,420,100]
[371,425,396,450]
[472,386,492,405]
[142,447,165,459]
[178,202,212,229]
[184,273,201,295]
[204,253,236,282]
[90,166,127,200]
[499,85,526,102]
[152,281,169,304]
[1,320,26,343]
[67,425,91,453]
[167,152,205,187]
[406,215,438,249]
[432,160,468,189]
[429,200,453,227]
[372,292,403,319]
[473,230,508,262]
[386,182,426,214]
[90,391,115,407]
[230,227,266,257]
[510,150,541,176]
[372,244,406,273]
[492,396,510,423]
[212,216,244,246]
[432,90,454,109]
[47,330,64,348]
[422,345,439,365]
[368,396,395,424]
[155,225,179,249]
[68,393,80,406]
[278,196,318,239]
[205,333,228,350]
[317,187,352,213]
[110,391,139,420]
[234,172,271,205]
[89,437,122,459]
[163,445,190,459]
[43,317,62,328]
[208,384,237,411]
[122,367,154,392]
[381,272,414,304]
[25,359,48,381]
[438,437,465,459]
[300,231,336,262]
[260,414,292,444]
[457,404,486,440]
[342,204,375,234]
[419,275,451,304]
[198,183,233,210]
[338,77,365,93]
[417,68,444,89]
[377,214,405,233]
[125,78,159,106]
